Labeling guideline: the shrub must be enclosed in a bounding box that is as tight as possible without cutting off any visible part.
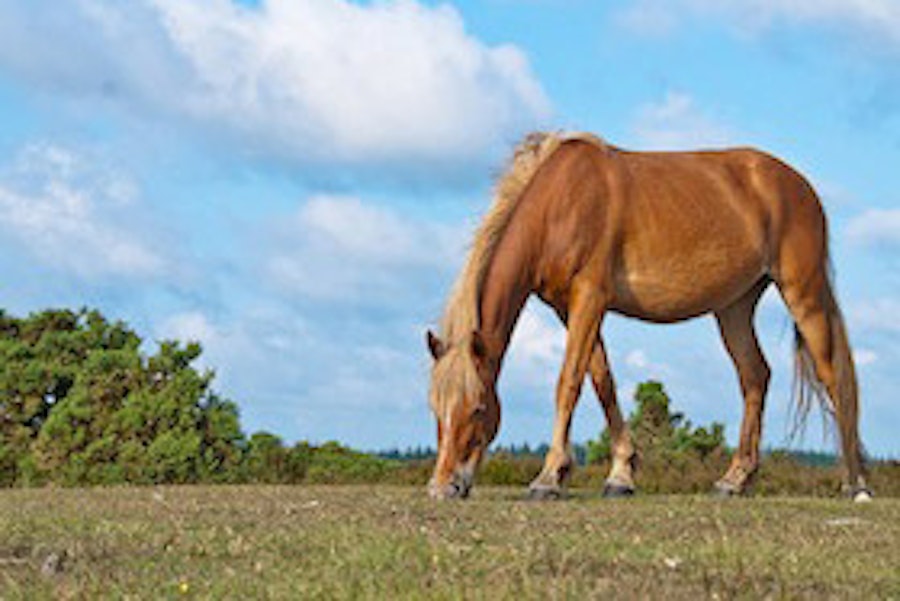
[305,441,396,484]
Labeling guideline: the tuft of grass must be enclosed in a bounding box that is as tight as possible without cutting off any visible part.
[1,486,898,599]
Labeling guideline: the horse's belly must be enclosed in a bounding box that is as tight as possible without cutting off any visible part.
[610,250,766,322]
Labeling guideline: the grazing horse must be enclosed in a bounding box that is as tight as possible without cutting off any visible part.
[426,131,871,501]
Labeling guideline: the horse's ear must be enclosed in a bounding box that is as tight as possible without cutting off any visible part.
[470,330,487,360]
[426,330,445,360]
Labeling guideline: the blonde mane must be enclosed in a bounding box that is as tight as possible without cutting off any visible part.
[430,131,605,416]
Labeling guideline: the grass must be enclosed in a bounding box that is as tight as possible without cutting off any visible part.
[1,485,898,599]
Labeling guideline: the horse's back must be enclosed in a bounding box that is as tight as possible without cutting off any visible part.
[527,139,827,321]
[606,146,821,320]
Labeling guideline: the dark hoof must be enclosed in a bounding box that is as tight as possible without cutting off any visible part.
[527,485,565,501]
[712,481,741,499]
[602,482,635,498]
[428,481,469,500]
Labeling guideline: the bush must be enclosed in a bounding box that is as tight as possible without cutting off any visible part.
[0,309,245,486]
[305,441,396,484]
[581,381,729,492]
[478,452,543,486]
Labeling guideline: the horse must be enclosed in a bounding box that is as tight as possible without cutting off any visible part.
[426,131,872,502]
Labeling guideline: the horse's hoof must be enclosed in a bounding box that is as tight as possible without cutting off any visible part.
[527,485,565,501]
[602,482,635,498]
[852,488,874,503]
[712,480,741,498]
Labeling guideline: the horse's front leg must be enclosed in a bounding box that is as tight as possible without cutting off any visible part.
[529,283,604,499]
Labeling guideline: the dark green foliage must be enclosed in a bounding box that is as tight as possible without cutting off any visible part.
[586,381,727,470]
[584,381,730,493]
[241,434,314,483]
[0,307,403,488]
[629,381,726,459]
[478,452,543,485]
[585,430,612,464]
[305,441,396,484]
[237,437,396,484]
[0,308,246,486]
[2,306,896,495]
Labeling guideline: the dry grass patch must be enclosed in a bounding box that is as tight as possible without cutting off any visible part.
[0,486,898,599]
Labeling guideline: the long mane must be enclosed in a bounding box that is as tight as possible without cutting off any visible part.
[430,131,604,417]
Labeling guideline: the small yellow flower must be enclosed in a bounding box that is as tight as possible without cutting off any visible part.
[179,581,190,594]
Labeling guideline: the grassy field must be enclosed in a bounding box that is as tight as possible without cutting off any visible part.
[1,486,898,599]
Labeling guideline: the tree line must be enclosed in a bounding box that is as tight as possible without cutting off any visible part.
[1,307,895,495]
[0,307,731,487]
[0,308,392,486]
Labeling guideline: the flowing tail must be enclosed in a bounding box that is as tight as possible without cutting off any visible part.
[792,279,866,488]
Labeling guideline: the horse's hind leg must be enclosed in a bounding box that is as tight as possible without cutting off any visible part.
[588,338,636,496]
[777,272,870,499]
[714,279,771,495]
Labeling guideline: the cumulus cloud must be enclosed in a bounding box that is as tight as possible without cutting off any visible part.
[505,302,565,386]
[623,347,673,379]
[158,311,220,347]
[154,302,435,446]
[846,208,900,248]
[624,349,649,370]
[619,0,900,47]
[0,143,166,279]
[263,195,463,304]
[854,347,878,367]
[0,0,550,177]
[630,91,738,150]
[848,297,900,334]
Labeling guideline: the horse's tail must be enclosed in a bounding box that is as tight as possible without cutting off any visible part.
[791,275,865,484]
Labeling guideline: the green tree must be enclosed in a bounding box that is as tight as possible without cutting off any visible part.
[588,381,726,465]
[0,306,409,488]
[243,432,289,483]
[305,441,395,484]
[0,308,246,486]
[585,429,612,464]
[0,309,141,484]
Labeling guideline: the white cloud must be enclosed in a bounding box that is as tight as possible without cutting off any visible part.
[621,347,672,379]
[615,1,681,36]
[854,347,878,367]
[297,196,447,265]
[625,349,649,370]
[158,311,220,347]
[506,303,565,384]
[630,91,737,150]
[735,0,900,42]
[0,144,165,279]
[619,0,900,48]
[0,0,550,175]
[846,208,900,247]
[848,297,900,334]
[151,301,435,446]
[264,195,463,304]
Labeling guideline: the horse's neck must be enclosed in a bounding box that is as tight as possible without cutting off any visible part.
[477,217,535,373]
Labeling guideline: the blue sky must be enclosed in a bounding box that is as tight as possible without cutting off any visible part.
[1,0,898,456]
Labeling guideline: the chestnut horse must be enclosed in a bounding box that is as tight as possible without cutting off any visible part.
[426,131,871,501]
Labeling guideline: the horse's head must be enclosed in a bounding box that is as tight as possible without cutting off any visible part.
[426,330,500,499]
